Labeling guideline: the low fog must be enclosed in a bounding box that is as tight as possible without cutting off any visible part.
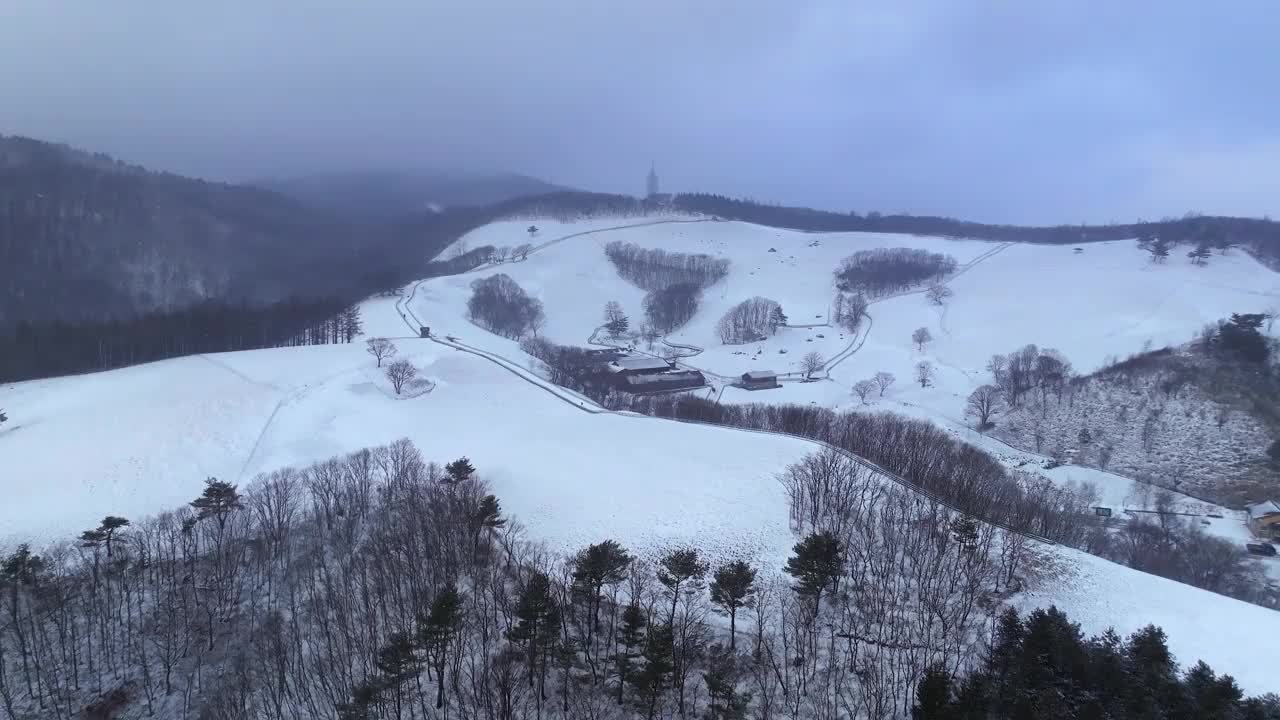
[3,0,1277,223]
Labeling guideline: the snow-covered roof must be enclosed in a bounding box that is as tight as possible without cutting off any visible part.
[1246,500,1280,520]
[623,370,703,386]
[743,370,777,380]
[608,356,672,373]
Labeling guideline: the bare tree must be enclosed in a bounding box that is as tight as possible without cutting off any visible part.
[604,301,625,324]
[494,246,511,263]
[872,371,896,397]
[852,380,876,403]
[915,360,935,387]
[639,322,661,349]
[965,385,1001,430]
[513,243,533,261]
[801,351,825,379]
[912,326,933,351]
[925,284,953,306]
[365,338,398,368]
[385,359,418,395]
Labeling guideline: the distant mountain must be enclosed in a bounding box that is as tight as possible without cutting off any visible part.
[0,136,539,331]
[256,170,570,221]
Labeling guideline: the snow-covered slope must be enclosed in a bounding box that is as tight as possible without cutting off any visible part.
[4,214,1280,694]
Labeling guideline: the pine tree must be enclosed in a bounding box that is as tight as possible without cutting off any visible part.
[468,494,505,554]
[704,647,752,720]
[1187,244,1212,266]
[445,457,476,483]
[508,571,561,697]
[571,540,632,647]
[783,532,843,616]
[709,561,756,653]
[616,601,647,705]
[605,316,630,338]
[98,516,130,558]
[1185,661,1243,720]
[418,584,465,709]
[657,548,708,625]
[633,623,674,720]
[375,630,421,718]
[912,665,954,720]
[1150,237,1171,263]
[189,478,243,532]
[768,305,787,333]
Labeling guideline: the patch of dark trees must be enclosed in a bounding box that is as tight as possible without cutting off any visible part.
[466,274,545,339]
[673,193,1280,269]
[618,394,1093,546]
[834,247,959,297]
[915,606,1278,720]
[603,241,729,333]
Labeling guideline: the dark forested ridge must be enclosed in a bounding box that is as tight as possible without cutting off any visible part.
[674,194,1280,268]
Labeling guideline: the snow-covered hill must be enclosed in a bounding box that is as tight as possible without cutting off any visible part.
[4,213,1280,693]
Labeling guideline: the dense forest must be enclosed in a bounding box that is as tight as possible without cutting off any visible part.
[3,438,1274,720]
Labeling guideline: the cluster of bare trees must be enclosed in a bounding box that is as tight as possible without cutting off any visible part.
[603,242,729,293]
[467,274,546,339]
[715,297,786,344]
[0,436,1030,720]
[851,372,895,404]
[834,249,958,298]
[832,293,867,334]
[986,345,1073,408]
[775,448,1020,718]
[620,395,1096,548]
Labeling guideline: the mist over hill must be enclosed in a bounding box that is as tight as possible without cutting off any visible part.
[256,170,569,221]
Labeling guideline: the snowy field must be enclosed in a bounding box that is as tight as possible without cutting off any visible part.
[0,339,809,570]
[4,213,1280,693]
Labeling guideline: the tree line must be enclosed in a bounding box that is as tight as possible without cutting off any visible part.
[672,193,1280,270]
[833,248,959,298]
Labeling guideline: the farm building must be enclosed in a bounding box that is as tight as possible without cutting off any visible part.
[607,356,675,374]
[618,369,706,394]
[739,370,779,390]
[1247,500,1280,539]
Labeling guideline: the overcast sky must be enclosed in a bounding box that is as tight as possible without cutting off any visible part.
[3,0,1278,223]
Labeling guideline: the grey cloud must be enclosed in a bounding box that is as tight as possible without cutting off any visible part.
[2,0,1277,223]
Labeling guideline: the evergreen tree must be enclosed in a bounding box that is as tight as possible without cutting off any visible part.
[633,623,675,720]
[418,584,465,709]
[911,665,953,720]
[189,478,243,532]
[571,540,632,646]
[1184,661,1243,720]
[98,515,130,558]
[1150,237,1171,263]
[606,316,630,338]
[783,531,843,616]
[508,571,561,697]
[374,630,421,718]
[1124,624,1180,720]
[768,305,787,332]
[445,457,476,483]
[709,560,756,653]
[468,494,505,554]
[616,601,648,705]
[657,547,708,625]
[1188,244,1212,265]
[0,408,7,426]
[703,647,751,720]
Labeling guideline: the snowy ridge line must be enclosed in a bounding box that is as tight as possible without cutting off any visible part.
[529,217,716,253]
